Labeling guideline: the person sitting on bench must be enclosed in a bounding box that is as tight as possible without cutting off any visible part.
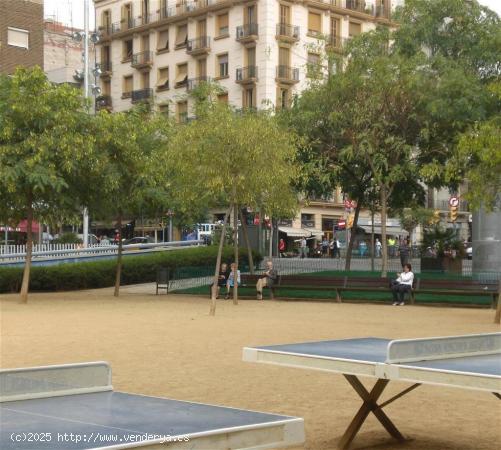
[225,263,241,299]
[256,260,278,300]
[391,263,414,306]
[212,263,228,299]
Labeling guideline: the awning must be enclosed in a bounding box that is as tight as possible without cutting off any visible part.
[278,226,312,238]
[16,220,41,233]
[360,225,408,236]
[309,229,324,239]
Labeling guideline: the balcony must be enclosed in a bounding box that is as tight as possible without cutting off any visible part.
[131,88,153,103]
[326,34,347,52]
[187,76,211,91]
[236,66,258,84]
[276,23,300,43]
[345,0,375,16]
[236,23,258,44]
[111,19,134,35]
[131,51,153,69]
[98,25,111,39]
[186,36,211,55]
[95,95,112,111]
[99,61,112,78]
[276,65,299,84]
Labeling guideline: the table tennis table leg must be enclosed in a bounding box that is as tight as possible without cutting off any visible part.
[338,375,406,450]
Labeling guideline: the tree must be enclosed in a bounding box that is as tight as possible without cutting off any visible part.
[88,106,171,297]
[0,67,94,303]
[168,92,298,314]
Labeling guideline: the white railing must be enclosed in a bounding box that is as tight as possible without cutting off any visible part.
[0,241,203,263]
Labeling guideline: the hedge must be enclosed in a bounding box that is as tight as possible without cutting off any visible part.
[0,246,261,293]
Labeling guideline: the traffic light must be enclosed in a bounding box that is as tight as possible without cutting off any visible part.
[346,213,355,229]
[450,206,458,222]
[429,210,441,225]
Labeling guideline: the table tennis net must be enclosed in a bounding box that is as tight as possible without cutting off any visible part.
[0,362,112,403]
[386,333,501,364]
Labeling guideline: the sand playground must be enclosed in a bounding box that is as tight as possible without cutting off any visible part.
[1,285,500,450]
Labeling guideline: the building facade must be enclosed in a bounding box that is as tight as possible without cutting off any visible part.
[44,19,96,86]
[0,0,44,74]
[93,0,392,116]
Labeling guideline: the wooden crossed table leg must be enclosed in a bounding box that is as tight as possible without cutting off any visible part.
[338,374,421,450]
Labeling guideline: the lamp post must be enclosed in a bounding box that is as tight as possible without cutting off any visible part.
[166,210,174,242]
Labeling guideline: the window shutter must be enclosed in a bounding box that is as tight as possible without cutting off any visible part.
[7,28,29,49]
[157,30,169,50]
[349,22,361,37]
[308,13,321,33]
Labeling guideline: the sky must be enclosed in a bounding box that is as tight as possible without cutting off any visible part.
[44,0,501,30]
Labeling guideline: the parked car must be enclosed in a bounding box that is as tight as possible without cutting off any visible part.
[123,237,152,245]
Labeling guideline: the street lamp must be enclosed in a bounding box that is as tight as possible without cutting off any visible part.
[166,210,175,242]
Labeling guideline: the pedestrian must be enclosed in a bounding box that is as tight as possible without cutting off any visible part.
[388,237,396,257]
[299,236,307,258]
[225,263,241,299]
[213,262,228,299]
[321,237,329,257]
[278,238,286,258]
[359,240,367,257]
[399,238,410,268]
[256,260,278,300]
[375,238,382,257]
[390,263,414,306]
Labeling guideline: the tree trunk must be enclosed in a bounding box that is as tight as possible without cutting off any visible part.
[210,206,231,316]
[114,213,123,297]
[268,216,273,259]
[20,198,33,304]
[232,202,239,305]
[344,200,362,271]
[370,206,375,272]
[380,186,388,278]
[239,208,254,274]
[494,281,501,324]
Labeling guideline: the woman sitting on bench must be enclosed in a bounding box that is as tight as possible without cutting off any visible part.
[391,263,414,306]
[225,263,241,299]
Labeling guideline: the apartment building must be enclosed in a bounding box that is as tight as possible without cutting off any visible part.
[44,19,97,86]
[94,0,392,117]
[0,0,44,74]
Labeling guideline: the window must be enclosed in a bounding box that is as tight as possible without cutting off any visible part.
[217,53,228,78]
[122,3,133,28]
[157,29,169,52]
[279,4,290,24]
[123,39,133,60]
[157,67,169,90]
[245,5,256,24]
[216,13,229,37]
[246,47,256,66]
[278,87,290,109]
[243,88,255,108]
[279,47,290,66]
[102,80,111,96]
[101,10,111,30]
[218,93,228,103]
[349,22,361,37]
[330,17,340,37]
[307,52,320,77]
[175,63,188,87]
[177,101,188,123]
[7,27,29,49]
[175,24,188,48]
[197,19,207,37]
[123,75,133,98]
[141,34,150,52]
[141,71,149,89]
[197,58,207,77]
[159,104,169,117]
[308,12,321,36]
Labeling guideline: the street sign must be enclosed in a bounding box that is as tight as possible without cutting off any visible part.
[449,196,459,208]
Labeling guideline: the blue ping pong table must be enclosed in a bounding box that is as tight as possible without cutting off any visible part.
[0,362,304,449]
[243,332,501,449]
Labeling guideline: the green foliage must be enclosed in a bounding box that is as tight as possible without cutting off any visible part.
[0,246,262,293]
[421,225,465,258]
[0,67,94,225]
[398,208,435,234]
[52,233,82,244]
[168,90,299,218]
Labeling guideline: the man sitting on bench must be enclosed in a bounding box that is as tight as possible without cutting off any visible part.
[256,260,278,300]
[390,263,414,306]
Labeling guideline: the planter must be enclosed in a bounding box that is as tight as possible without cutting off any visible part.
[421,257,463,273]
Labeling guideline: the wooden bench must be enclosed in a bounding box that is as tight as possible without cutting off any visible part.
[275,275,499,306]
[240,274,281,299]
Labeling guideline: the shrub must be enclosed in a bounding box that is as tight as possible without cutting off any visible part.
[52,232,83,244]
[0,246,261,293]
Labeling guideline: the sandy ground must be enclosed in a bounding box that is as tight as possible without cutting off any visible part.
[1,284,500,450]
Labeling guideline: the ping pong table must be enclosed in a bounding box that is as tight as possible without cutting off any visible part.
[0,361,304,449]
[243,332,501,449]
